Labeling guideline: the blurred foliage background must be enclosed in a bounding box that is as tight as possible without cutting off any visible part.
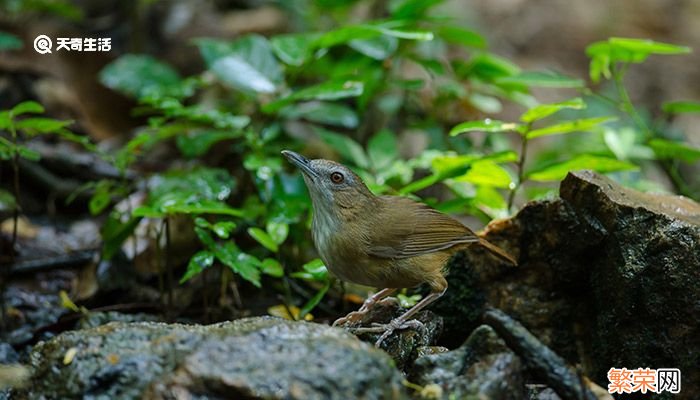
[0,0,699,322]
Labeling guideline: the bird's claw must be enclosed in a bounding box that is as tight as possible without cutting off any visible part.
[332,310,367,327]
[344,318,425,347]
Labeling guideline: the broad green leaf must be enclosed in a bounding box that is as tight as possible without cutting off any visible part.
[455,160,513,188]
[468,93,502,114]
[261,258,284,277]
[11,101,44,116]
[0,31,22,50]
[450,119,521,136]
[648,138,700,163]
[180,251,214,283]
[474,185,508,213]
[0,111,10,129]
[390,0,443,19]
[315,25,380,49]
[197,35,282,94]
[15,117,72,134]
[175,130,240,158]
[662,101,700,114]
[526,116,615,139]
[248,227,278,252]
[526,155,637,182]
[463,53,521,81]
[496,71,584,88]
[99,54,181,99]
[315,128,370,169]
[270,33,318,66]
[349,35,398,60]
[266,221,289,245]
[520,98,586,123]
[215,243,262,287]
[368,130,398,169]
[264,80,363,113]
[281,102,358,129]
[437,26,486,49]
[212,221,237,239]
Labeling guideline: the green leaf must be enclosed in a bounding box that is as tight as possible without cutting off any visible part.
[520,98,586,123]
[526,155,637,182]
[216,243,262,287]
[496,71,584,88]
[291,258,328,281]
[526,116,616,139]
[180,251,214,283]
[662,101,700,114]
[264,80,364,113]
[450,119,521,136]
[175,130,240,158]
[99,54,182,99]
[101,214,141,260]
[281,102,359,129]
[463,53,521,81]
[15,117,72,134]
[455,160,513,188]
[248,227,278,252]
[648,138,700,163]
[349,35,398,60]
[266,221,289,245]
[197,35,282,94]
[0,31,23,51]
[11,101,44,116]
[17,146,41,161]
[0,111,10,129]
[390,0,443,19]
[314,127,370,169]
[261,258,284,277]
[270,33,318,66]
[211,221,237,239]
[89,180,113,215]
[0,189,17,212]
[474,185,508,213]
[368,130,398,169]
[437,26,486,49]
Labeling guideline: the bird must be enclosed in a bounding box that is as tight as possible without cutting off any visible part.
[282,150,516,346]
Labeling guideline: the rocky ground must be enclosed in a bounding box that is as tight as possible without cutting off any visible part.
[3,170,699,399]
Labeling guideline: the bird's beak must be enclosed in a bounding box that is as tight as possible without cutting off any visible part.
[282,150,318,178]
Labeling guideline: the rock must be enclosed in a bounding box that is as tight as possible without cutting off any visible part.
[13,317,408,399]
[440,170,700,398]
[340,297,443,370]
[410,325,526,399]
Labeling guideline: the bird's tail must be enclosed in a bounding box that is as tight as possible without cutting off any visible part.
[478,238,518,266]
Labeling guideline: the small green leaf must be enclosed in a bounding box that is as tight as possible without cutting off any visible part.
[662,101,700,114]
[0,189,17,212]
[270,33,318,66]
[496,71,584,88]
[437,26,486,49]
[455,160,513,188]
[298,280,331,319]
[526,155,637,182]
[261,258,284,277]
[89,180,113,215]
[266,221,289,245]
[175,130,240,158]
[648,138,700,163]
[390,0,443,19]
[349,35,398,60]
[463,53,521,81]
[196,35,282,94]
[180,251,214,283]
[264,80,364,113]
[526,116,616,139]
[291,258,328,281]
[314,128,370,169]
[216,244,262,287]
[11,101,44,116]
[212,221,237,239]
[99,54,182,99]
[15,117,72,135]
[521,98,586,123]
[368,130,398,169]
[17,146,40,161]
[248,227,278,252]
[281,102,358,129]
[450,119,521,136]
[0,31,22,51]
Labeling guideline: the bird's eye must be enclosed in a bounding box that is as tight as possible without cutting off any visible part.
[330,172,344,184]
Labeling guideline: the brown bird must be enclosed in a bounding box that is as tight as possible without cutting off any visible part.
[282,150,516,345]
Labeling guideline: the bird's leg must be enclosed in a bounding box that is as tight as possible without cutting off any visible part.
[333,288,397,326]
[352,288,447,347]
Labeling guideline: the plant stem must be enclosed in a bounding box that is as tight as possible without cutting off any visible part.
[9,124,20,263]
[164,217,174,313]
[507,126,531,211]
[612,62,652,138]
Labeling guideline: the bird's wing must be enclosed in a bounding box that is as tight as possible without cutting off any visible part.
[367,196,479,259]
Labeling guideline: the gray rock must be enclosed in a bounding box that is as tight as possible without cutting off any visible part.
[15,317,408,399]
[410,325,526,399]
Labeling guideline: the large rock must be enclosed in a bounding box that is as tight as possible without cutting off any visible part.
[440,170,700,397]
[14,317,408,399]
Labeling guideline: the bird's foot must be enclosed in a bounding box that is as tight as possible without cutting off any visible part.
[332,310,366,327]
[349,318,425,347]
